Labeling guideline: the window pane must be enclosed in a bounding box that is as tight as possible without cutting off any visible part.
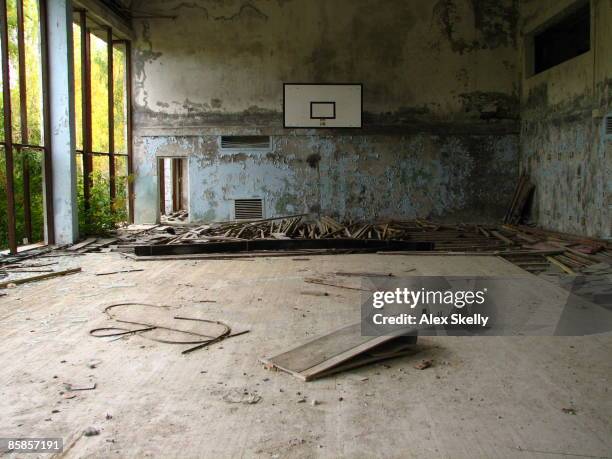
[13,146,44,244]
[113,43,125,154]
[90,33,108,152]
[7,0,22,144]
[23,0,43,146]
[72,21,82,150]
[0,147,8,249]
[114,154,128,219]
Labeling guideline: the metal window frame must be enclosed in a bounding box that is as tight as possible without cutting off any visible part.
[0,0,54,253]
[0,1,134,254]
[73,11,133,222]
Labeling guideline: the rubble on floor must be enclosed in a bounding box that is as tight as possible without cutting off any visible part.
[1,214,609,290]
[89,302,249,354]
[100,215,612,275]
[161,210,189,223]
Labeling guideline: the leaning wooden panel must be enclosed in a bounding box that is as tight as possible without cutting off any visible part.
[260,323,412,381]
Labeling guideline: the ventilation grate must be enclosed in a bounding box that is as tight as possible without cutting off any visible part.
[234,198,263,220]
[606,115,612,136]
[221,136,270,150]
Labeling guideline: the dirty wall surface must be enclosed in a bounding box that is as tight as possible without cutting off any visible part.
[131,0,520,224]
[519,0,611,238]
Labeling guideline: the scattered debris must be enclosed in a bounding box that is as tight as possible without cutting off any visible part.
[95,268,144,276]
[83,427,100,437]
[222,388,262,404]
[300,291,329,297]
[334,271,395,278]
[561,407,577,415]
[0,268,82,289]
[89,302,248,355]
[100,215,612,275]
[303,278,369,292]
[413,359,433,370]
[162,210,189,222]
[63,382,97,391]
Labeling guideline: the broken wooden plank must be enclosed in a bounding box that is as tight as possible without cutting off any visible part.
[546,256,575,275]
[95,268,144,276]
[260,323,415,381]
[491,230,514,245]
[0,267,82,288]
[66,238,97,252]
[303,277,370,291]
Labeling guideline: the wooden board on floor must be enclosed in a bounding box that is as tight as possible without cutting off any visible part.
[260,323,415,381]
[66,238,97,252]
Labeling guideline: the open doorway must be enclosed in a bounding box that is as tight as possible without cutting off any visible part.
[158,158,188,222]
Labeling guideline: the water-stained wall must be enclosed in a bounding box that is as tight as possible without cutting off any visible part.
[518,0,611,238]
[131,0,520,224]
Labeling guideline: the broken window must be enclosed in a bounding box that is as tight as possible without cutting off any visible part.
[533,3,590,75]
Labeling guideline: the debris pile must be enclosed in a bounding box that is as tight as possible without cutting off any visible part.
[161,210,188,222]
[98,214,612,275]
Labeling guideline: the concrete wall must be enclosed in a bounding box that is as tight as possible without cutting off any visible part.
[518,0,611,238]
[131,0,521,224]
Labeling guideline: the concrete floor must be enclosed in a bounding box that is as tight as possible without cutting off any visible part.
[0,253,611,458]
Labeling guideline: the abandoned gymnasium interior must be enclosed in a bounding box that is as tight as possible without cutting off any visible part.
[0,0,611,457]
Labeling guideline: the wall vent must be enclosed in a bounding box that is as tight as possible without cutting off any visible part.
[220,136,271,150]
[605,115,612,136]
[234,198,263,220]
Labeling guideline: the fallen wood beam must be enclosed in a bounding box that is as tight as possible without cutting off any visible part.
[134,239,434,257]
[0,267,82,288]
[546,256,575,275]
[95,268,144,276]
[66,238,96,251]
[490,230,514,245]
[304,278,370,291]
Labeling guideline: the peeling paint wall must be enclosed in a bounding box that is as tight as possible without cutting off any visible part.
[131,0,520,224]
[518,0,611,238]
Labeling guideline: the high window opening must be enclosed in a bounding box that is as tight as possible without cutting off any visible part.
[533,2,590,75]
[0,1,133,253]
[72,9,132,236]
[0,0,48,252]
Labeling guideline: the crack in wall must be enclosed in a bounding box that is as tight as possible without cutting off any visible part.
[169,1,268,21]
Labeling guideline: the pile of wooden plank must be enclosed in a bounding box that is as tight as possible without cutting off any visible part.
[59,212,612,276]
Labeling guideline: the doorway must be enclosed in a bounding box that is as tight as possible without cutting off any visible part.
[158,158,188,222]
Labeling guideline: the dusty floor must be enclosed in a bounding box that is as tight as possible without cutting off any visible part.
[0,253,611,458]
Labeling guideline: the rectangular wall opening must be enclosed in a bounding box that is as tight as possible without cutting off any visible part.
[158,157,188,222]
[532,2,590,75]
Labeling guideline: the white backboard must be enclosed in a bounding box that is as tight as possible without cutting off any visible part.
[283,84,362,128]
